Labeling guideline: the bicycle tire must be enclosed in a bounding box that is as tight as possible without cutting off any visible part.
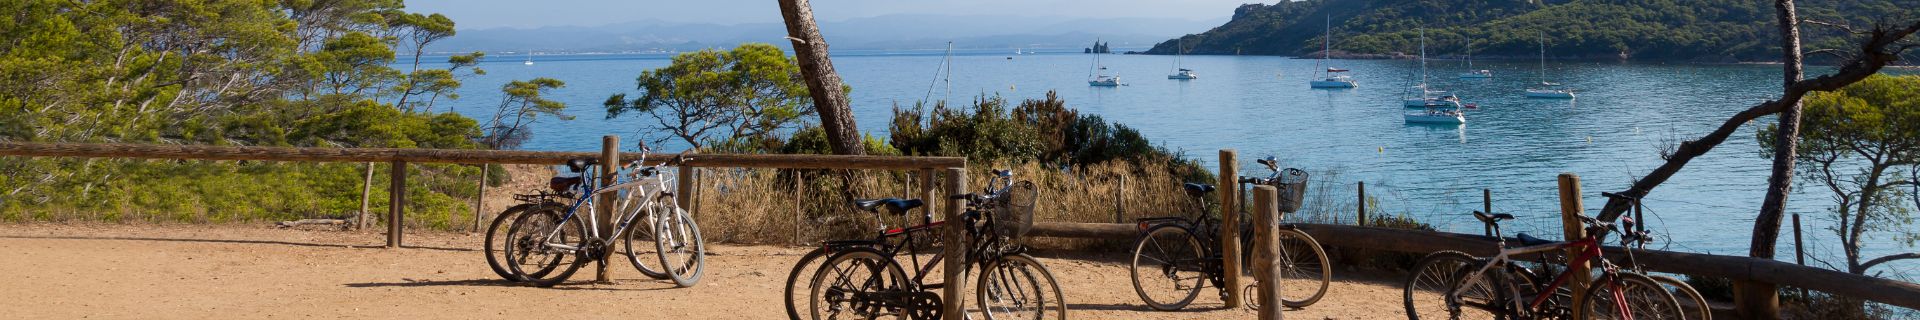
[485,203,538,282]
[1577,272,1684,320]
[1272,228,1330,308]
[654,203,705,287]
[620,194,668,280]
[977,253,1067,320]
[1129,224,1206,311]
[1650,274,1710,320]
[808,248,911,320]
[1404,250,1493,320]
[511,209,590,288]
[783,247,832,320]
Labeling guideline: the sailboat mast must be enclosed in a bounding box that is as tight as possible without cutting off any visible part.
[1419,27,1427,88]
[943,42,953,102]
[1538,32,1547,84]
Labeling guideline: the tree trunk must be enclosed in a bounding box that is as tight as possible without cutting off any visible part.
[1737,1,1803,318]
[777,0,864,155]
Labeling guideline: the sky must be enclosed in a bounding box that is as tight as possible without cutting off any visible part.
[406,0,1261,29]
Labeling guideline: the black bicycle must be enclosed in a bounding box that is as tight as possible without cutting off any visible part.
[1129,158,1330,311]
[791,170,1065,320]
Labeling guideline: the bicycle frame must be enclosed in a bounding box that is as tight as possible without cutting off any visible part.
[538,158,679,252]
[1450,233,1633,319]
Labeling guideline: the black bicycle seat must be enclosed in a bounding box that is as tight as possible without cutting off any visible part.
[1472,211,1514,224]
[1182,183,1216,197]
[1514,232,1557,246]
[854,198,925,215]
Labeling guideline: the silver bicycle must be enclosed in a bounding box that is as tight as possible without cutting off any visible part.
[500,144,705,288]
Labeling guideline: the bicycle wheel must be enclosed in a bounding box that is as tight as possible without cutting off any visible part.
[809,248,912,320]
[620,195,668,280]
[1272,228,1330,308]
[1129,224,1206,311]
[1405,250,1502,320]
[1578,272,1684,320]
[654,202,705,287]
[785,247,832,320]
[1649,274,1710,320]
[506,208,589,288]
[978,253,1067,320]
[485,203,537,282]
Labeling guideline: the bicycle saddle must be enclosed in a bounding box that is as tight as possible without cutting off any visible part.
[1472,211,1514,224]
[1513,232,1557,246]
[1182,183,1216,197]
[564,158,598,173]
[854,198,925,215]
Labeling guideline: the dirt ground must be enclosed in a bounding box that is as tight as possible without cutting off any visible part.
[0,223,1416,319]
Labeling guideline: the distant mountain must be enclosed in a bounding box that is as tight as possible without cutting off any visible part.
[432,14,1223,53]
[1145,0,1906,62]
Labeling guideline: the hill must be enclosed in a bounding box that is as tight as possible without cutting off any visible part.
[431,14,1223,53]
[1143,0,1911,62]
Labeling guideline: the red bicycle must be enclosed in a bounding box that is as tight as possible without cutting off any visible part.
[1403,211,1683,319]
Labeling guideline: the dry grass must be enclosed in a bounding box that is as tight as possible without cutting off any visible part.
[686,160,1200,246]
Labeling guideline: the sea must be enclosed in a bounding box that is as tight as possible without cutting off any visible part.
[418,48,1919,267]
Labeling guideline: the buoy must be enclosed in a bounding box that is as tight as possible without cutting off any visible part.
[1586,136,1593,143]
[1378,147,1384,153]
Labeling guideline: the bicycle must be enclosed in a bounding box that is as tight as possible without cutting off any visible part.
[494,144,706,288]
[796,169,1066,320]
[1606,192,1711,320]
[1128,157,1330,311]
[1402,210,1683,319]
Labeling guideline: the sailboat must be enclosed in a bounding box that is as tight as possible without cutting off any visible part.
[1405,28,1465,125]
[1525,32,1576,99]
[1168,38,1197,80]
[1089,39,1121,87]
[1402,28,1459,108]
[1459,43,1492,79]
[523,50,534,66]
[1310,15,1357,89]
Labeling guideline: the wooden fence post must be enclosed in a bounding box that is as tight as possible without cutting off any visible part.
[596,136,618,282]
[1357,181,1367,226]
[1483,188,1493,236]
[942,166,967,320]
[1555,173,1590,295]
[359,162,374,231]
[1253,184,1285,320]
[1114,174,1126,223]
[1794,213,1807,298]
[387,161,406,248]
[1219,149,1243,308]
[920,168,937,224]
[473,165,487,232]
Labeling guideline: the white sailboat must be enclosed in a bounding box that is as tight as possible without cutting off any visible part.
[1403,28,1463,108]
[1525,32,1576,99]
[1310,15,1357,89]
[1168,38,1197,80]
[1089,39,1121,87]
[1405,104,1467,124]
[523,50,534,66]
[1405,28,1465,125]
[1459,43,1492,79]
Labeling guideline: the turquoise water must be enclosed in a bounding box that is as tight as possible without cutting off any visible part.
[428,50,1915,266]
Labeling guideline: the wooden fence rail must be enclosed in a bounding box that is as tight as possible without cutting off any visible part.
[0,142,965,169]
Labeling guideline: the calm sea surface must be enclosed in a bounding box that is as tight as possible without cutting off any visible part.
[423,49,1916,264]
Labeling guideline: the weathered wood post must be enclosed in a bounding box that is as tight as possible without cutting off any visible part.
[473,165,488,232]
[920,168,937,224]
[387,161,406,248]
[1555,173,1590,294]
[359,162,374,231]
[1483,188,1493,236]
[1793,213,1807,298]
[1253,184,1285,320]
[941,166,967,320]
[1356,181,1367,226]
[1219,149,1243,308]
[595,136,618,282]
[1114,174,1126,223]
[677,166,696,215]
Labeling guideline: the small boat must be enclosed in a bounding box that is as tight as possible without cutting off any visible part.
[523,50,534,66]
[1459,44,1492,79]
[1405,102,1466,124]
[1403,28,1457,107]
[1168,68,1198,80]
[1525,32,1576,99]
[1167,38,1198,80]
[1310,15,1357,89]
[1088,38,1122,87]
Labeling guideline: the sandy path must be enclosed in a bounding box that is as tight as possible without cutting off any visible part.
[0,223,1411,319]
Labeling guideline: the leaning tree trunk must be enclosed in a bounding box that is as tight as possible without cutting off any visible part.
[1737,1,1805,318]
[777,0,864,156]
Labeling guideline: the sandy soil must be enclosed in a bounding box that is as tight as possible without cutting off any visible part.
[0,223,1413,319]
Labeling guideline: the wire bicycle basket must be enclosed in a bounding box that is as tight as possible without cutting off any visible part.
[992,180,1038,241]
[1262,168,1309,213]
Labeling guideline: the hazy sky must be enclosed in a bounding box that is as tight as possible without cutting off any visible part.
[407,0,1260,29]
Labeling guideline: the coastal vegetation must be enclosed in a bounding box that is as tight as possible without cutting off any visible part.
[1146,0,1913,62]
